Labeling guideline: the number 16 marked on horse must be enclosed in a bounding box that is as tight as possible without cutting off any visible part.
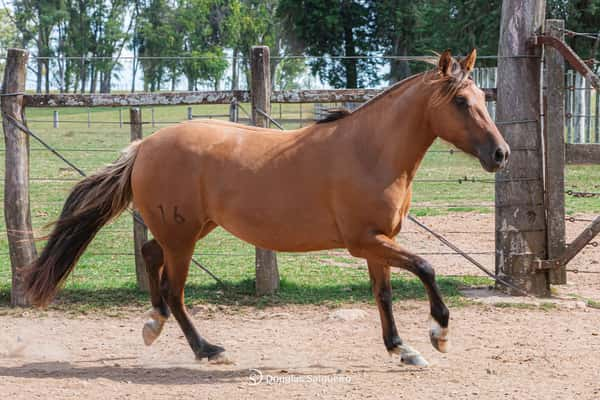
[23,49,508,367]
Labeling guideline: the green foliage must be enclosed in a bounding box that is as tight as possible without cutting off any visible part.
[413,1,501,59]
[372,0,419,81]
[0,8,18,78]
[6,1,600,93]
[277,0,380,88]
[548,0,600,70]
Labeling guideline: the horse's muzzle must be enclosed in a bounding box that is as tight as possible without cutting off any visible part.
[479,142,510,172]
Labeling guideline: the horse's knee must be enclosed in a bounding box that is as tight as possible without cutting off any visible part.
[414,258,435,282]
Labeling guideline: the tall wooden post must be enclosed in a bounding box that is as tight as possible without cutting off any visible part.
[1,49,37,306]
[251,46,280,295]
[544,19,567,284]
[495,0,550,296]
[130,107,149,292]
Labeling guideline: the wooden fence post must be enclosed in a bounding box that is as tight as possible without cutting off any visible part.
[130,107,149,292]
[544,19,567,284]
[251,45,280,295]
[495,0,550,296]
[1,48,37,306]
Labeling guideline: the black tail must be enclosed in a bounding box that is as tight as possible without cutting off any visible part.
[24,141,141,307]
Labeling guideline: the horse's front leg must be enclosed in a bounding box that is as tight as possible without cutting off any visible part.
[352,233,449,364]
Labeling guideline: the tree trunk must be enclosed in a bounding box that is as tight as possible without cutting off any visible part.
[44,59,50,94]
[90,65,98,93]
[231,49,239,90]
[80,58,86,94]
[342,6,357,88]
[131,55,137,93]
[35,59,42,94]
[389,38,411,83]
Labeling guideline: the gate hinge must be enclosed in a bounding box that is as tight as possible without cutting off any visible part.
[505,254,562,275]
[532,259,562,271]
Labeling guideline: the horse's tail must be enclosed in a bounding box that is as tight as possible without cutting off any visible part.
[24,140,142,307]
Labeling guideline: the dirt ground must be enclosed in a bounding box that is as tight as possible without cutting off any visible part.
[1,213,599,400]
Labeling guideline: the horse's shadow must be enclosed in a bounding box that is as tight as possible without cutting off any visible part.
[0,357,409,385]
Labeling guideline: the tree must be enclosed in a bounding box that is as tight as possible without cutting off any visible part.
[87,0,133,93]
[413,1,501,66]
[136,0,175,91]
[372,0,420,82]
[175,0,230,91]
[277,0,380,88]
[0,8,19,79]
[13,0,66,93]
[548,0,600,69]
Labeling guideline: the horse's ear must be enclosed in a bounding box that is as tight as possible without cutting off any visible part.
[460,48,477,72]
[438,49,453,76]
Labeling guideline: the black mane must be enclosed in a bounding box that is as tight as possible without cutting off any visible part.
[316,108,352,124]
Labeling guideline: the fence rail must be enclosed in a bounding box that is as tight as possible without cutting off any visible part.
[24,88,499,108]
[2,35,599,305]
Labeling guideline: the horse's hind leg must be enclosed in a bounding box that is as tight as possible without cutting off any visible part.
[161,245,225,360]
[367,261,429,367]
[141,239,170,345]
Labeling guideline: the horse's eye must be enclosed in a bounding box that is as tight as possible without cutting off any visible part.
[454,96,468,107]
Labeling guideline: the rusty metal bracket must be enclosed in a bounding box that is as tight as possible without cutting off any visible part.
[530,34,600,91]
[533,259,562,271]
[505,254,562,275]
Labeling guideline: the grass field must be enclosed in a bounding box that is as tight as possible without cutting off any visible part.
[0,103,598,310]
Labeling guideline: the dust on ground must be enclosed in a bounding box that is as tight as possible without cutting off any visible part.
[1,213,599,400]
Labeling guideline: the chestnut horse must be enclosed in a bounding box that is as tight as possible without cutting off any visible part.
[24,49,509,366]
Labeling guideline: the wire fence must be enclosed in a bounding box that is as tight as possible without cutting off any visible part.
[0,66,598,290]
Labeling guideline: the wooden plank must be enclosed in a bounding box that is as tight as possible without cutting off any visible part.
[130,107,149,292]
[560,216,600,266]
[565,143,600,164]
[1,48,37,306]
[544,19,567,284]
[24,88,497,108]
[574,73,584,143]
[595,87,599,143]
[251,46,279,296]
[495,0,549,296]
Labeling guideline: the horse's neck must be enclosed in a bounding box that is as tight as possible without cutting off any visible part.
[343,77,436,181]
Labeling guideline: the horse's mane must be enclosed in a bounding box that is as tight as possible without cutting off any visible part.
[316,56,470,124]
[315,108,352,124]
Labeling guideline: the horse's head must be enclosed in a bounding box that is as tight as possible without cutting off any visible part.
[426,49,510,172]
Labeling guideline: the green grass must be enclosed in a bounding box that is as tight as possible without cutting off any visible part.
[493,302,556,311]
[0,103,598,309]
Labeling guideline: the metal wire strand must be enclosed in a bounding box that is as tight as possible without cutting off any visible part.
[2,112,227,289]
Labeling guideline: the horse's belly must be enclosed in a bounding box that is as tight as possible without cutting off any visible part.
[214,209,344,252]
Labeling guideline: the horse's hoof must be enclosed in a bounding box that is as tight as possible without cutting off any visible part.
[429,318,449,353]
[142,318,164,346]
[430,335,449,353]
[389,344,429,367]
[208,352,234,365]
[401,352,429,367]
[142,308,167,346]
[196,344,226,361]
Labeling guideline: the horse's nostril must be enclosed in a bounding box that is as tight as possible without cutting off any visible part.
[493,148,506,164]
